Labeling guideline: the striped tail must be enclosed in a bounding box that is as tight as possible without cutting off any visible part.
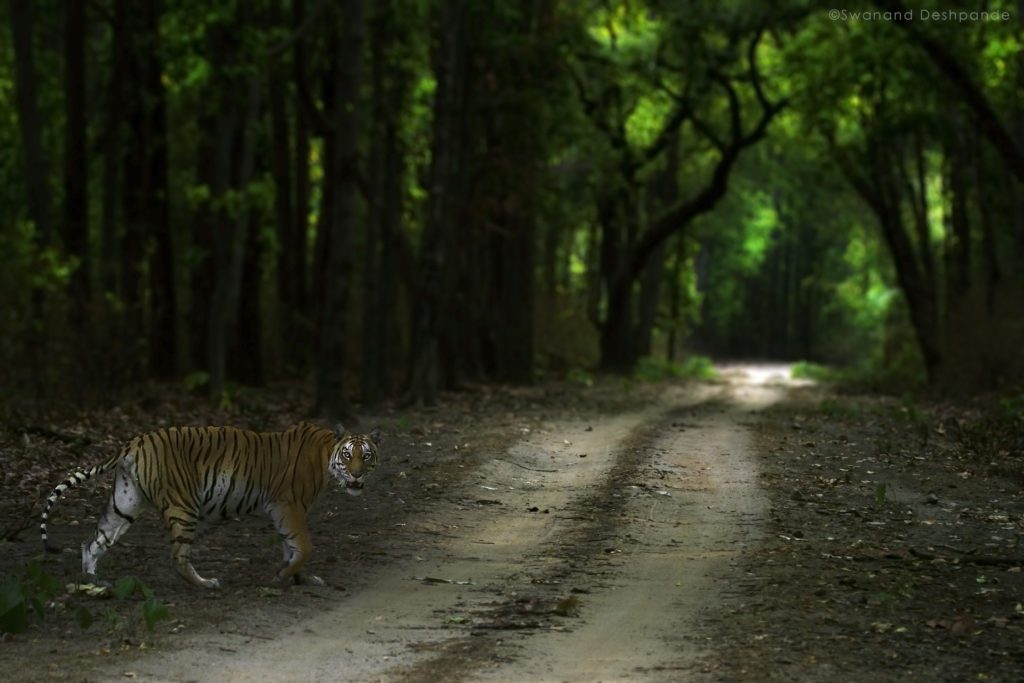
[40,453,120,553]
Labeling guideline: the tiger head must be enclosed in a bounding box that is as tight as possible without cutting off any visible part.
[329,426,382,496]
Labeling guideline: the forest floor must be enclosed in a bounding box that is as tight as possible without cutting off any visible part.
[0,364,1022,682]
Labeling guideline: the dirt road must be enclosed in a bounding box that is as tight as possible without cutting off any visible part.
[8,366,1021,681]
[66,370,785,682]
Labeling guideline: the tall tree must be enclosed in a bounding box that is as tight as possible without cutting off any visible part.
[121,0,173,377]
[9,0,52,252]
[100,0,126,300]
[572,21,784,370]
[206,75,261,398]
[361,0,416,404]
[63,0,89,321]
[314,0,365,418]
[404,0,469,406]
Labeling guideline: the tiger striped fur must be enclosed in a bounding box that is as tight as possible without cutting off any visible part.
[40,422,381,589]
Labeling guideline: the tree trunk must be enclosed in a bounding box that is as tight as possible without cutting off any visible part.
[404,0,467,406]
[121,0,171,377]
[665,235,687,362]
[488,210,536,383]
[9,0,52,248]
[230,215,265,385]
[315,0,365,418]
[63,0,90,323]
[291,0,311,339]
[362,3,409,404]
[944,141,971,301]
[311,59,335,330]
[269,0,296,366]
[100,0,126,299]
[635,240,666,359]
[208,77,261,398]
[146,41,174,378]
[598,190,636,371]
[636,136,679,358]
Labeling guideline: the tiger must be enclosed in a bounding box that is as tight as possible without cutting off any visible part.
[39,422,381,589]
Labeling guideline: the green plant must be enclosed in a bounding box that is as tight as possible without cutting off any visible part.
[0,560,60,634]
[632,355,716,383]
[678,355,717,380]
[998,393,1024,424]
[182,370,210,392]
[114,577,170,632]
[790,361,835,381]
[1,564,171,636]
[874,482,888,506]
[566,367,594,387]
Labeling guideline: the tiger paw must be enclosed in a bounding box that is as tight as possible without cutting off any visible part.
[293,573,325,587]
[82,573,112,589]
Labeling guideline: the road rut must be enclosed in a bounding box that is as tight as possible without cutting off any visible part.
[91,375,783,682]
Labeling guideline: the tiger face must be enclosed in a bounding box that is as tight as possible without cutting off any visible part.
[329,427,382,496]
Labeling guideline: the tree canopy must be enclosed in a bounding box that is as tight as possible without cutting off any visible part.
[2,0,1021,412]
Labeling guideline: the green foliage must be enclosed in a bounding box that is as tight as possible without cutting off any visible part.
[790,361,835,382]
[1,0,1021,400]
[998,393,1024,425]
[0,560,60,634]
[113,577,170,633]
[566,367,594,388]
[874,482,888,507]
[678,356,717,380]
[633,355,716,382]
[182,370,210,393]
[0,562,169,636]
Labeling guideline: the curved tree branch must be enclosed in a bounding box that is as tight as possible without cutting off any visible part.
[881,0,1024,182]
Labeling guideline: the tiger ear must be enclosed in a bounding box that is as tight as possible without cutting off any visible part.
[333,423,346,440]
[369,428,382,445]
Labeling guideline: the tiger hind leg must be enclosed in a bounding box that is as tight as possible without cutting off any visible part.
[162,508,221,589]
[82,467,145,585]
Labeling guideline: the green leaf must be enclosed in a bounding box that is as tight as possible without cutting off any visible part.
[142,599,169,632]
[0,601,29,634]
[114,577,137,600]
[34,570,61,601]
[30,596,45,620]
[0,581,24,613]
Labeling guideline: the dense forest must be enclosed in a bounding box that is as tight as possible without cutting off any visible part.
[2,0,1022,417]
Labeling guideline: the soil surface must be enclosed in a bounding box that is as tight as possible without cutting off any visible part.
[1,365,1022,682]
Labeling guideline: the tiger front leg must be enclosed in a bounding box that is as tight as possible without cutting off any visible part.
[272,506,322,587]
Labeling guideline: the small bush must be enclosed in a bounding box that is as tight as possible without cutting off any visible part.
[679,355,717,380]
[633,355,717,382]
[791,361,835,381]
